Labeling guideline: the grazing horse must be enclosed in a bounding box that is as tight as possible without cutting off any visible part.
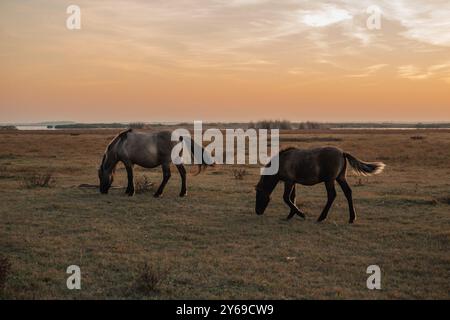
[98,129,208,197]
[255,147,385,223]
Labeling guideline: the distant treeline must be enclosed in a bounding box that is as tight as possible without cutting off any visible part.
[249,120,294,130]
[249,120,450,130]
[249,120,329,130]
[52,121,450,130]
[54,123,126,129]
[324,122,450,129]
[54,122,161,129]
[0,125,18,130]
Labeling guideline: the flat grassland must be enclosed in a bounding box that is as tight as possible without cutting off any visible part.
[0,129,449,299]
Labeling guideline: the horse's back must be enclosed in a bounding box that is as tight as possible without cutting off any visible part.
[123,130,173,168]
[316,147,345,180]
[280,147,345,184]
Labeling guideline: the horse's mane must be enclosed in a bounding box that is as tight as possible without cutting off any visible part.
[100,129,132,169]
[261,146,297,170]
[278,146,297,155]
[106,128,132,151]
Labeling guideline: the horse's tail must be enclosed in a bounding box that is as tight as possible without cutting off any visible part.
[344,152,385,176]
[179,136,214,175]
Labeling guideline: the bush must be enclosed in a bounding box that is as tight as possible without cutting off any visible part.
[134,175,153,194]
[0,255,11,291]
[132,263,168,295]
[232,169,248,180]
[436,196,450,205]
[22,172,54,188]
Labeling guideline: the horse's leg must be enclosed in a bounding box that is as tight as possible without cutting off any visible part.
[290,184,296,204]
[289,184,306,218]
[317,180,336,222]
[337,176,356,223]
[176,164,187,197]
[124,163,135,196]
[283,182,304,220]
[154,163,171,198]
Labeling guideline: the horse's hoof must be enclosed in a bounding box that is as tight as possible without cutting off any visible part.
[128,192,135,197]
[153,193,162,198]
[179,193,187,197]
[297,212,306,219]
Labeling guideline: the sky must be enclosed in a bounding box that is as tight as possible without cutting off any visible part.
[1,0,450,123]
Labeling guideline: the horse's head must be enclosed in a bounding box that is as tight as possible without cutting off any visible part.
[255,186,271,215]
[98,162,114,194]
[98,130,130,194]
[255,174,279,215]
[98,166,115,194]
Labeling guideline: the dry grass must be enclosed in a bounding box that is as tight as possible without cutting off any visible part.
[0,129,449,299]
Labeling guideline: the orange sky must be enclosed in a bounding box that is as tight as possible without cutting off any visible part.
[1,0,449,123]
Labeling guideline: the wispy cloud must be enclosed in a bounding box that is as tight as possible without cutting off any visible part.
[398,63,450,81]
[300,6,353,27]
[1,0,450,123]
[346,64,389,78]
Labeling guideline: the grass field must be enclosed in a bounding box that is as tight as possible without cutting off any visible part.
[0,129,449,299]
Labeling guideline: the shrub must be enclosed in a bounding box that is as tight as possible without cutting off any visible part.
[134,175,153,194]
[0,255,11,291]
[22,172,54,188]
[132,263,168,295]
[232,169,248,180]
[436,196,450,205]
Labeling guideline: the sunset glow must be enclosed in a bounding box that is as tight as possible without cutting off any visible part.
[1,0,450,123]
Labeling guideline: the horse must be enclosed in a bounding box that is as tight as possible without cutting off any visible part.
[98,129,208,197]
[255,147,385,223]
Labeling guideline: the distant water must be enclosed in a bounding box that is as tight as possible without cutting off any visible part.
[16,125,55,130]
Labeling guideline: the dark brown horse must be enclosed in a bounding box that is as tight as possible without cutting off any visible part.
[98,129,208,197]
[255,147,385,223]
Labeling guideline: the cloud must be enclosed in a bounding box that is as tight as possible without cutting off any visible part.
[398,63,450,81]
[346,64,389,78]
[2,0,450,81]
[300,6,353,27]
